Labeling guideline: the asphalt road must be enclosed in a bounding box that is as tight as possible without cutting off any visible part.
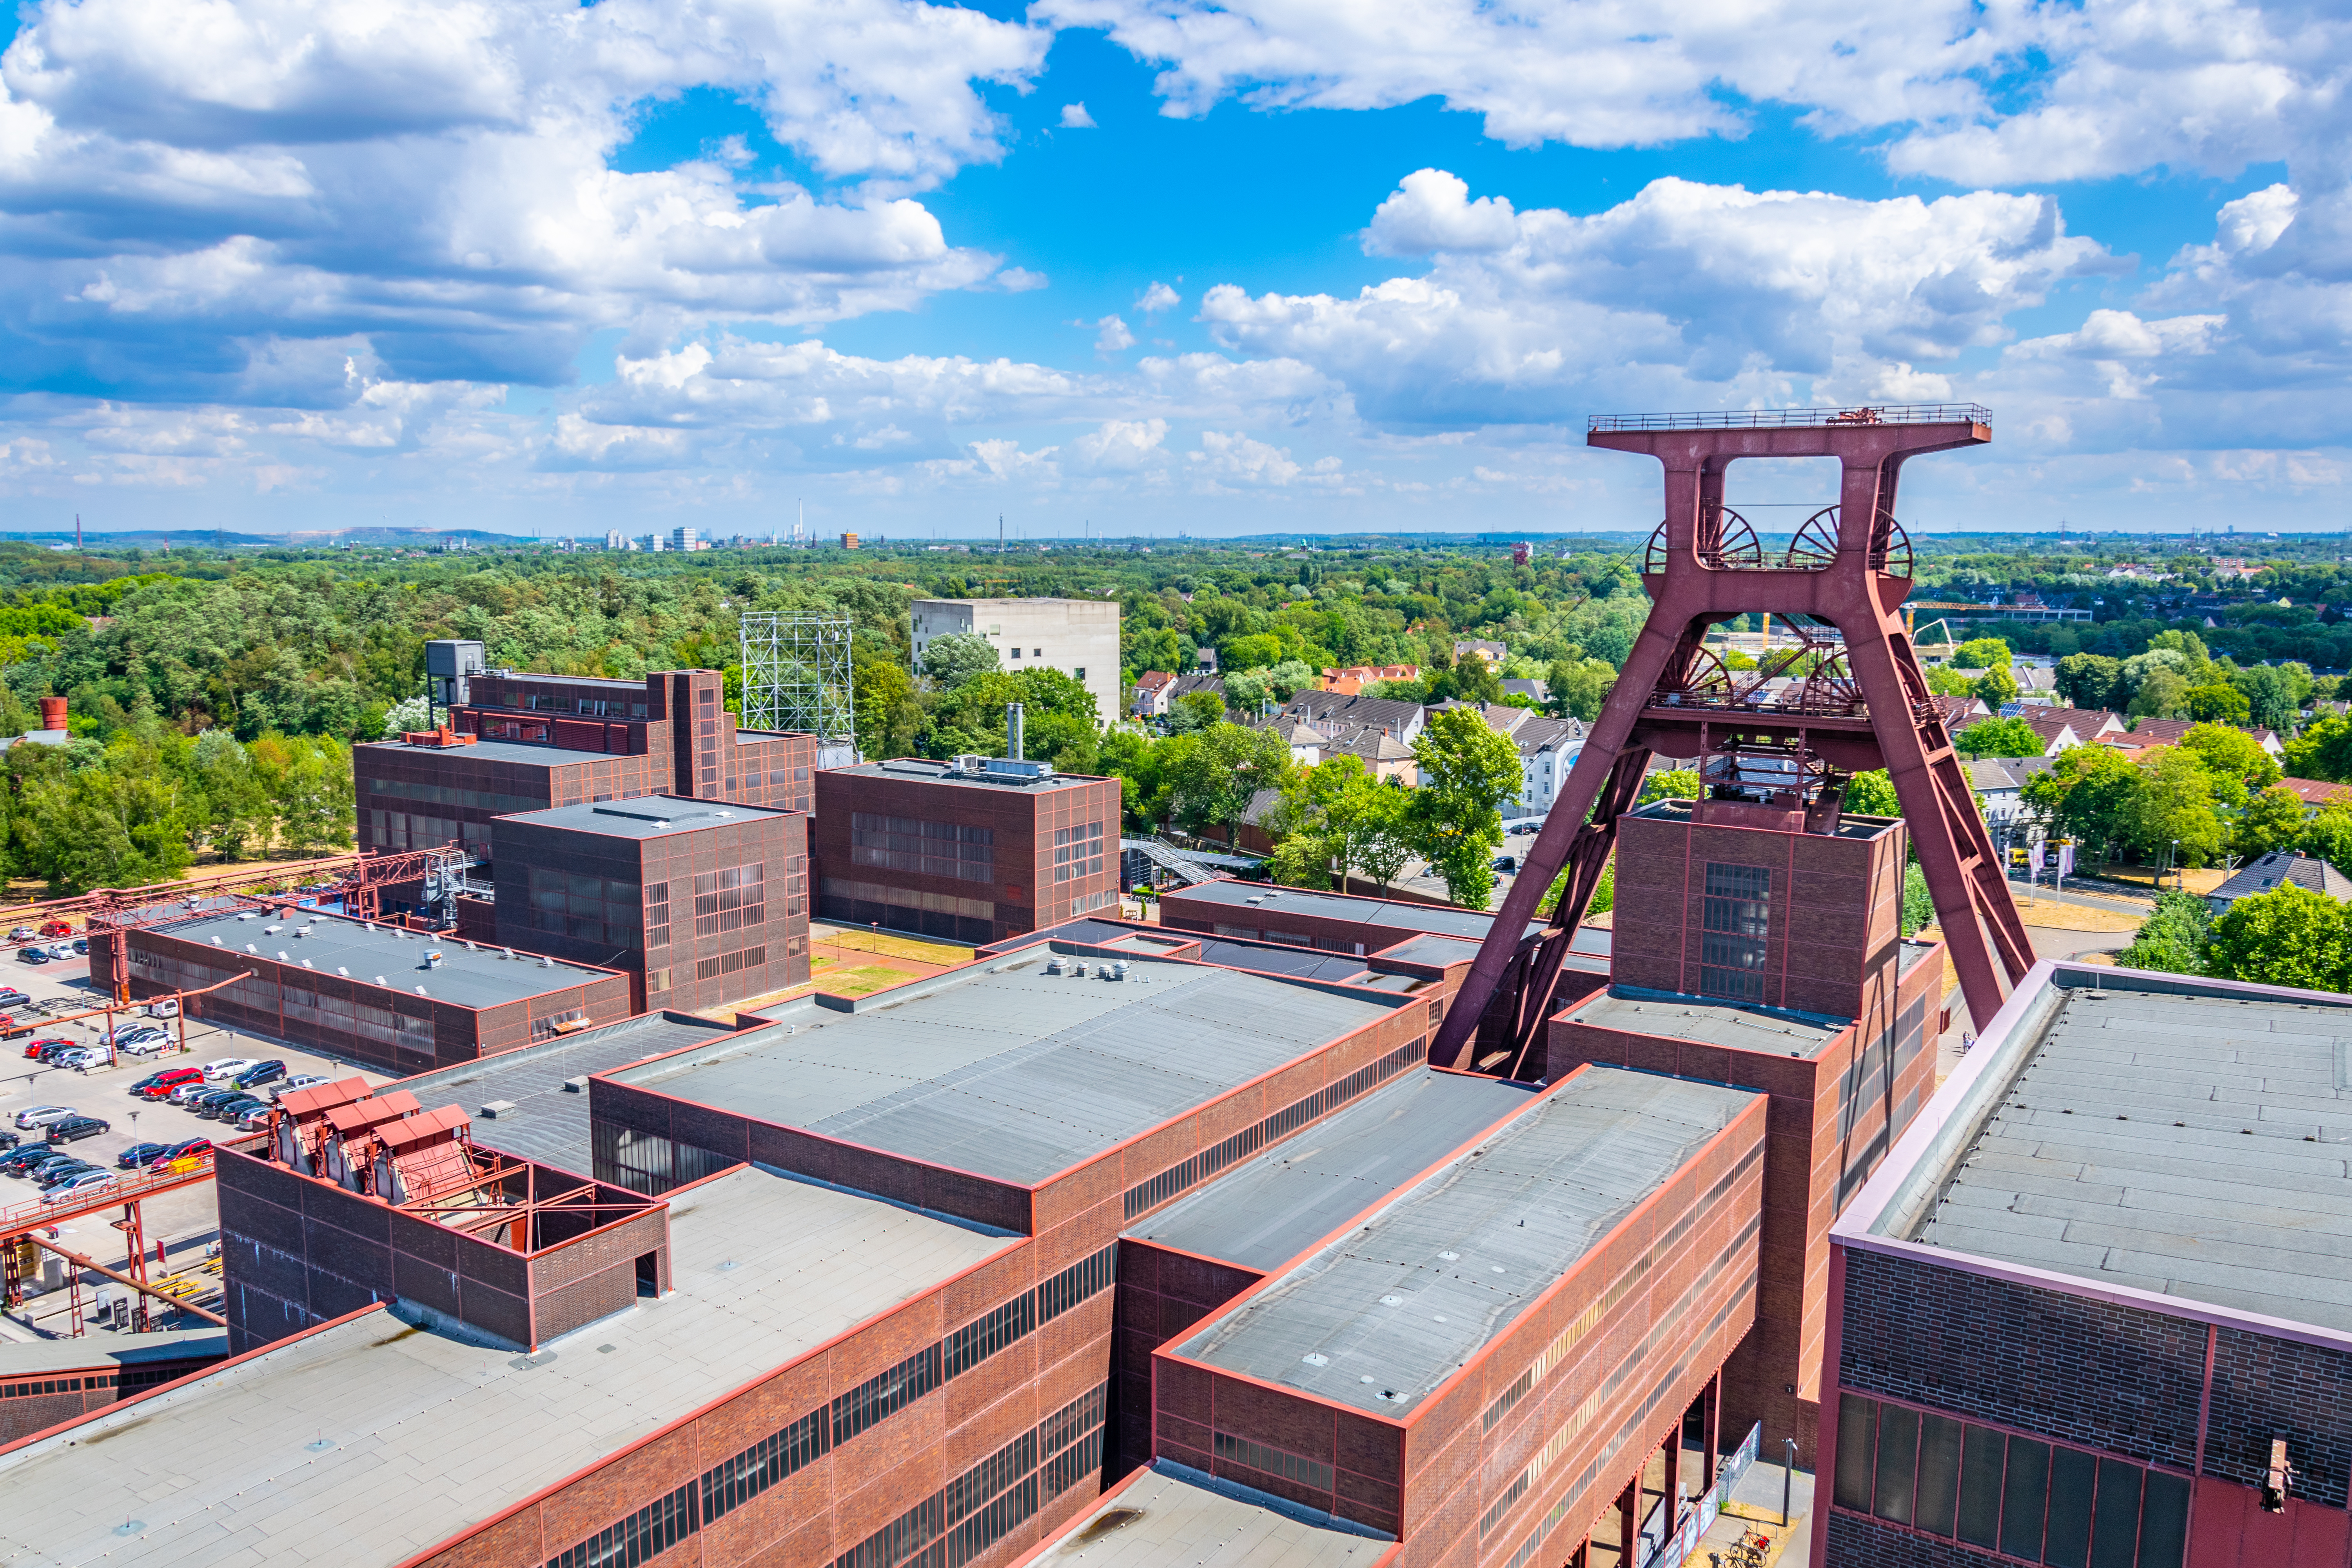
[0,950,390,1341]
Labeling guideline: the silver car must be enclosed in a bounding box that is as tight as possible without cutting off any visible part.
[13,1104,75,1131]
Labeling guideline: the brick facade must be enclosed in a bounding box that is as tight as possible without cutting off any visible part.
[813,766,1123,944]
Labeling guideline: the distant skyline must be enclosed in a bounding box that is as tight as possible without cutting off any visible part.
[2,0,2348,537]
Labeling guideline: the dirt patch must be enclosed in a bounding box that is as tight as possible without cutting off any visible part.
[2013,902,2143,933]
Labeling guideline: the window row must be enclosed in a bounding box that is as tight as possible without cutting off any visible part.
[693,863,765,936]
[851,811,995,883]
[1123,1035,1429,1220]
[1833,1396,2188,1568]
[820,878,996,922]
[1052,821,1105,884]
[831,1384,1105,1568]
[693,946,767,982]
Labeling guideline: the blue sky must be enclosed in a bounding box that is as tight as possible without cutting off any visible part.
[0,0,2346,537]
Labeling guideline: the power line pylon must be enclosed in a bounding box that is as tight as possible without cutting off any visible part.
[1434,403,2032,1074]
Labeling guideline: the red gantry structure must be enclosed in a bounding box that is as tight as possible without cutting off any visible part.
[1435,403,2032,1075]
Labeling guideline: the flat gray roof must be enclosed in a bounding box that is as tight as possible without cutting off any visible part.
[611,957,1399,1185]
[831,757,1105,793]
[396,1011,742,1174]
[1171,882,1541,942]
[143,909,613,1011]
[1176,1067,1759,1415]
[1132,1069,1539,1271]
[0,1328,226,1377]
[1900,984,2352,1331]
[1047,1463,1392,1565]
[1629,799,1900,841]
[499,795,799,840]
[1369,933,1482,969]
[0,1166,1013,1568]
[1570,987,1851,1056]
[356,738,619,768]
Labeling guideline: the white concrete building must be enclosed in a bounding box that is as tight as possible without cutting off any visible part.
[912,597,1121,724]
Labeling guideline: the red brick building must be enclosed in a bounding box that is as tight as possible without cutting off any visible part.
[354,668,817,866]
[814,757,1121,943]
[490,795,811,1014]
[1549,800,1945,1465]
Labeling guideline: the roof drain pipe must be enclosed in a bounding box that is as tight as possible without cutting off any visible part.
[1007,702,1024,762]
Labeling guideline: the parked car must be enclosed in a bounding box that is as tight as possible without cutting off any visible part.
[53,1048,105,1070]
[167,1082,216,1106]
[36,919,71,939]
[145,998,179,1018]
[18,948,50,965]
[33,1158,99,1187]
[22,1036,73,1060]
[0,987,36,1009]
[156,1137,212,1164]
[116,1142,172,1169]
[0,1143,61,1174]
[138,1067,205,1099]
[45,942,73,959]
[13,1104,76,1131]
[0,1129,16,1151]
[105,1026,167,1049]
[203,1096,267,1123]
[232,1060,287,1089]
[233,1105,274,1131]
[271,1074,328,1101]
[118,1036,173,1059]
[5,926,32,943]
[1492,855,1517,873]
[44,1169,119,1203]
[188,1088,247,1115]
[70,937,86,955]
[44,1114,109,1142]
[198,1057,258,1082]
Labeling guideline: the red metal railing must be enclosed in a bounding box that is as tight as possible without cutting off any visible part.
[0,1152,217,1238]
[1588,403,1991,432]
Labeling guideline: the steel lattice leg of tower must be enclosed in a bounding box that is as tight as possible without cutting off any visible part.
[1843,618,2034,1021]
[1432,624,1699,1071]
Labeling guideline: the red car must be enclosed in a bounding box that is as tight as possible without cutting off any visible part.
[138,1067,205,1098]
[36,920,71,939]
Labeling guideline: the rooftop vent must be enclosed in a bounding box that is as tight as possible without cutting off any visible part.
[337,967,349,977]
[238,912,257,922]
[374,975,388,986]
[415,985,429,996]
[210,936,222,947]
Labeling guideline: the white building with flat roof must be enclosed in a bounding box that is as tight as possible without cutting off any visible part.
[913,597,1120,724]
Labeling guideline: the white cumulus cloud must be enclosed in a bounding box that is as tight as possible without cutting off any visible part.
[1136,281,1181,313]
[1059,102,1097,128]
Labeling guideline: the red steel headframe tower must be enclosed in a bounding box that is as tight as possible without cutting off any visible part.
[1433,403,2032,1075]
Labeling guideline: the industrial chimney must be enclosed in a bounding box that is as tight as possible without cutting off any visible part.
[1007,702,1024,762]
[38,697,66,733]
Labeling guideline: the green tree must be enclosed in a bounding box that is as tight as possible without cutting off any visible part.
[2177,722,2282,794]
[2301,802,2352,870]
[192,728,268,860]
[2128,747,2228,868]
[1166,688,1227,732]
[1405,706,1521,907]
[2206,883,2350,992]
[1924,664,1976,697]
[2023,745,2145,861]
[921,632,1000,688]
[18,758,198,893]
[1353,786,1414,890]
[253,733,355,855]
[1537,856,1613,921]
[1951,638,2013,670]
[1901,862,1933,939]
[1264,755,1397,889]
[1845,770,1900,817]
[1547,658,1617,722]
[2286,712,2352,782]
[853,658,923,762]
[2230,664,2302,733]
[2128,668,2189,719]
[2182,682,2252,724]
[1167,722,1292,842]
[1970,666,2020,707]
[2237,784,2307,859]
[1953,716,2044,759]
[2116,889,2213,976]
[1639,767,1703,804]
[1427,655,1504,706]
[2054,652,2123,710]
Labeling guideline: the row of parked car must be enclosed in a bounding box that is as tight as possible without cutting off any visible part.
[1,1056,323,1207]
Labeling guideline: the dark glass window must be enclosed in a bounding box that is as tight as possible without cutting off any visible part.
[2138,1470,2190,1568]
[1699,862,1771,1000]
[1834,1398,1877,1514]
[2089,1457,2142,1568]
[2044,1444,2094,1567]
[2000,1436,2050,1563]
[1915,1413,1964,1538]
[1873,1404,1919,1525]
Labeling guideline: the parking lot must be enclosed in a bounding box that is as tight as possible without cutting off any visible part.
[0,944,392,1341]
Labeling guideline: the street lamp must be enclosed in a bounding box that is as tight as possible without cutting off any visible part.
[2171,838,2182,890]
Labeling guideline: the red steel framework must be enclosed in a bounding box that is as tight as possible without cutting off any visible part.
[1434,404,2031,1075]
[0,844,463,1006]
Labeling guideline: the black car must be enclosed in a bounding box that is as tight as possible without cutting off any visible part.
[0,1143,58,1174]
[33,1041,80,1063]
[34,1158,99,1187]
[45,1114,109,1142]
[232,1060,287,1089]
[117,1142,171,1169]
[0,988,32,1009]
[200,1095,264,1122]
[189,1088,247,1114]
[0,1129,15,1152]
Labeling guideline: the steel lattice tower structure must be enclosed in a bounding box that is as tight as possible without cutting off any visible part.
[740,612,855,757]
[1433,403,2033,1075]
